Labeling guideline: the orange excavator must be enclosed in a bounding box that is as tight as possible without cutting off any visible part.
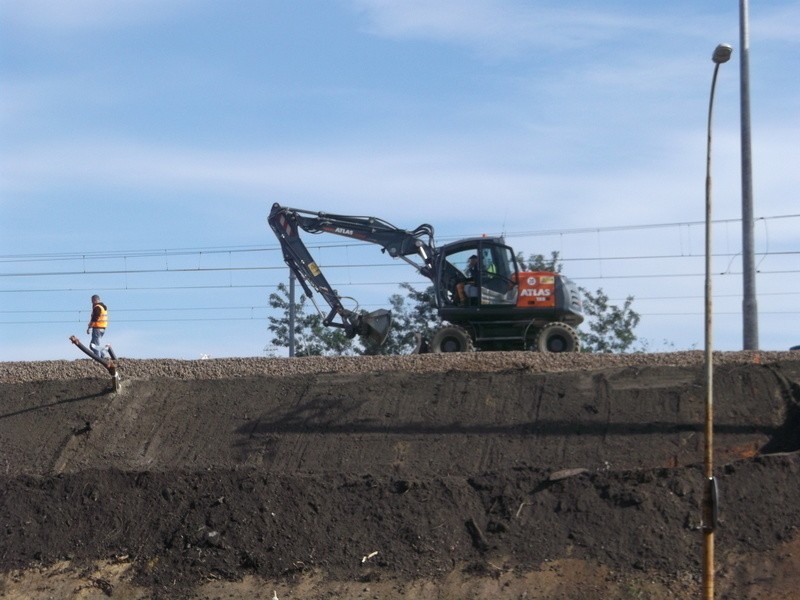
[268,203,583,353]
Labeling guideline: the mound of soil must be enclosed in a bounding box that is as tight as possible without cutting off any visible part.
[1,351,799,599]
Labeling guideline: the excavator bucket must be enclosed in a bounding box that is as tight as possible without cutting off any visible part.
[361,309,392,346]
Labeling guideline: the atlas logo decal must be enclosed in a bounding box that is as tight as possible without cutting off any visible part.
[520,288,552,297]
[334,227,354,236]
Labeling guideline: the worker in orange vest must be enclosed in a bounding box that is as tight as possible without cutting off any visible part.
[87,294,109,359]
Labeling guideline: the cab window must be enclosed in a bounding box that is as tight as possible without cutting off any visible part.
[439,244,518,306]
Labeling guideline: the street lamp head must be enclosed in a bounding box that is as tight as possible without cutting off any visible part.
[712,43,733,64]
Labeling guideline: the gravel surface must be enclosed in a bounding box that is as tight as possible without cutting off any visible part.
[0,350,793,383]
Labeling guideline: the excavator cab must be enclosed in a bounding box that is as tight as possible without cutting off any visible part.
[429,236,583,352]
[435,238,519,309]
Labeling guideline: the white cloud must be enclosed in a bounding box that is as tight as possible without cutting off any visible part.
[753,5,800,43]
[349,0,655,56]
[1,137,557,221]
[1,0,196,32]
[3,113,795,230]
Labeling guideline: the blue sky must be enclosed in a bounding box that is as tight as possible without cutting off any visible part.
[1,0,798,361]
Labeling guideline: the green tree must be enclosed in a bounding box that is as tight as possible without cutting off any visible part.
[516,250,563,272]
[579,288,640,353]
[269,251,641,356]
[267,283,356,356]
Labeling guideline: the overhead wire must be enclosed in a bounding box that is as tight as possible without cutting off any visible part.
[1,213,797,264]
[2,213,798,327]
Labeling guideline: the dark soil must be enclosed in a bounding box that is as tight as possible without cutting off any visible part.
[1,352,800,599]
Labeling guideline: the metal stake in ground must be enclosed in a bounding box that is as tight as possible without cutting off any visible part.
[69,335,121,391]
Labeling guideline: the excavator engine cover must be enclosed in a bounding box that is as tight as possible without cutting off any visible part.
[360,309,392,346]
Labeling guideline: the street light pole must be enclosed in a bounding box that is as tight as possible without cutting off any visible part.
[739,0,759,350]
[703,42,733,600]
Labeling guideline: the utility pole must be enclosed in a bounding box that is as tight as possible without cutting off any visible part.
[288,270,296,357]
[740,0,759,349]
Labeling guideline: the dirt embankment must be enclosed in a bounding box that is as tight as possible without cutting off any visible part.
[1,351,800,599]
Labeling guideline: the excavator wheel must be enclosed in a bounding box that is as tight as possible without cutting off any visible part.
[430,325,474,353]
[532,322,580,353]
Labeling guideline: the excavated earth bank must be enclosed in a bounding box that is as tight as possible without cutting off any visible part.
[1,351,800,599]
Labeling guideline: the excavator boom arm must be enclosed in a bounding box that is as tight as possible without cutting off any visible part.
[267,203,435,344]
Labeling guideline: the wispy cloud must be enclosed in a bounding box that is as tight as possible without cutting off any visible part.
[0,130,737,230]
[349,1,799,60]
[2,137,555,205]
[349,0,655,56]
[1,0,195,32]
[753,5,800,42]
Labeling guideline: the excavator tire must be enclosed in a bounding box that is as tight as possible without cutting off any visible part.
[430,325,474,353]
[533,322,580,353]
